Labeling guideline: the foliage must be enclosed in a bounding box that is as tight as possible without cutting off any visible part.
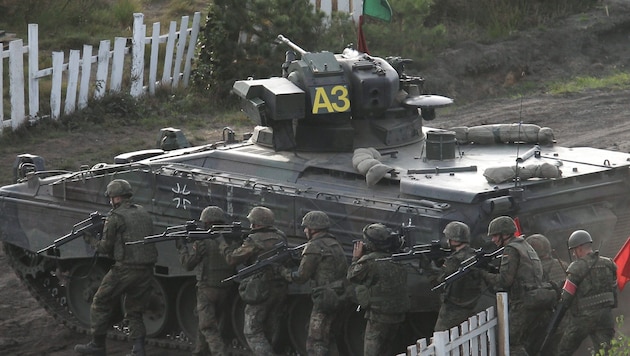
[192,0,326,99]
[595,315,630,355]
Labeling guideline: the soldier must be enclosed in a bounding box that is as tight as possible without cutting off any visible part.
[178,206,236,356]
[557,230,617,356]
[481,216,543,356]
[75,179,158,356]
[524,233,568,355]
[347,223,410,356]
[218,206,288,355]
[429,221,483,331]
[280,210,348,355]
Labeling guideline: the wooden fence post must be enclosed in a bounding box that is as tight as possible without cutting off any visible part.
[50,51,64,120]
[497,292,510,356]
[131,13,145,97]
[78,44,93,109]
[9,40,26,128]
[95,40,111,99]
[183,12,201,87]
[28,24,39,118]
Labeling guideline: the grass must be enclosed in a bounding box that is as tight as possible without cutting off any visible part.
[547,72,630,94]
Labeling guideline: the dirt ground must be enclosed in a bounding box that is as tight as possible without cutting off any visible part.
[2,0,630,355]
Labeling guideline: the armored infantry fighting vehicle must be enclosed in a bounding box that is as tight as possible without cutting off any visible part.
[2,35,630,355]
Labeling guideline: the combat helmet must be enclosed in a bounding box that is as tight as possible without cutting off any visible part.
[443,221,470,243]
[363,223,394,251]
[487,216,516,236]
[247,206,274,226]
[525,234,552,258]
[301,211,330,230]
[200,206,226,224]
[567,230,593,249]
[105,179,133,198]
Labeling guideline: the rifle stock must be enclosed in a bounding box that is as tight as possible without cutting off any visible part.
[222,242,307,283]
[37,211,105,254]
[431,246,504,291]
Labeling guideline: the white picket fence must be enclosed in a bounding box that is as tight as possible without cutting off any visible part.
[401,293,510,356]
[310,0,363,22]
[0,12,200,133]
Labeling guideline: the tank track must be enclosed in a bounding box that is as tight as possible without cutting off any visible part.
[4,243,253,356]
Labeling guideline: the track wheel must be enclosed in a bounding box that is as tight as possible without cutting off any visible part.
[140,276,170,337]
[66,262,108,327]
[287,296,311,355]
[175,279,198,342]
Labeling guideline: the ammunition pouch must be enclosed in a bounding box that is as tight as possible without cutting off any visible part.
[312,280,345,313]
[238,274,270,305]
[576,292,615,310]
[522,283,557,310]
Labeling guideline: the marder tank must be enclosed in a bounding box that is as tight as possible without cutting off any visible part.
[2,35,630,355]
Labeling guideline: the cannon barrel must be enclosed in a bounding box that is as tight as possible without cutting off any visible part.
[277,34,306,56]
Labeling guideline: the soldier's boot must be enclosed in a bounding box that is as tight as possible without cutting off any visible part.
[126,337,145,356]
[74,334,106,356]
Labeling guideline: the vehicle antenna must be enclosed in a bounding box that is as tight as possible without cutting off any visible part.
[514,97,524,190]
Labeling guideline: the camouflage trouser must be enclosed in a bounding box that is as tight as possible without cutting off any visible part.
[243,285,287,355]
[363,319,401,356]
[194,285,230,356]
[90,264,153,339]
[434,302,475,332]
[508,302,538,356]
[306,308,340,356]
[557,308,614,356]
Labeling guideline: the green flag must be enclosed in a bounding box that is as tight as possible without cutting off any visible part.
[363,0,392,22]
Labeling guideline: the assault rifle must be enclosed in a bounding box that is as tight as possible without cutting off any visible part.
[37,211,105,255]
[537,302,568,355]
[431,246,504,291]
[375,241,451,262]
[222,242,307,283]
[126,222,248,245]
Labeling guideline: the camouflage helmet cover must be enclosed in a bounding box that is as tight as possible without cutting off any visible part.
[363,223,393,251]
[487,216,517,236]
[525,234,552,257]
[200,206,226,224]
[247,206,274,226]
[443,221,470,243]
[301,211,330,230]
[567,230,593,249]
[105,179,133,197]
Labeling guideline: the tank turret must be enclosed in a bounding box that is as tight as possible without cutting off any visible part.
[232,34,453,152]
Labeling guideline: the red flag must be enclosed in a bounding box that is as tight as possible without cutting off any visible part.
[513,217,523,237]
[357,15,370,54]
[613,237,630,291]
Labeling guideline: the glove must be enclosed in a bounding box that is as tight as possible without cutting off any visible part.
[279,267,293,282]
[83,233,97,247]
[194,241,207,256]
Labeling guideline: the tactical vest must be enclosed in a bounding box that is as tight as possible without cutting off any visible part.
[112,202,157,265]
[361,252,410,314]
[505,237,543,300]
[444,246,482,308]
[570,252,617,312]
[198,239,235,287]
[541,257,567,291]
[248,228,288,283]
[303,234,348,287]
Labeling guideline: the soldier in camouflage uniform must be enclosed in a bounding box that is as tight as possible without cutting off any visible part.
[429,221,483,331]
[482,216,543,356]
[280,211,348,356]
[178,206,236,356]
[524,233,568,355]
[218,206,288,355]
[347,223,410,356]
[75,179,158,356]
[557,230,617,356]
